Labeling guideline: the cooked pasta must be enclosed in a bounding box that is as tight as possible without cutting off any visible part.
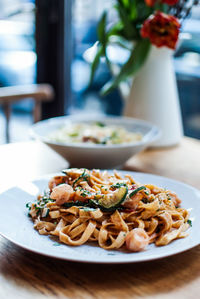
[48,122,142,145]
[27,168,191,252]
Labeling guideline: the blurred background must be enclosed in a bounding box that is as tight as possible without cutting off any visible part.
[0,0,200,144]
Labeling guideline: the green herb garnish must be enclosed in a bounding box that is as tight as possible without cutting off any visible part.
[72,170,90,187]
[80,190,91,197]
[111,182,127,189]
[80,192,87,197]
[187,219,192,227]
[26,202,31,210]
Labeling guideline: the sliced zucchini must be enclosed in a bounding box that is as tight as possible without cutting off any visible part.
[89,198,99,208]
[129,186,146,198]
[98,185,128,211]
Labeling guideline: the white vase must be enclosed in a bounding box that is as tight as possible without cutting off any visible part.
[123,46,183,147]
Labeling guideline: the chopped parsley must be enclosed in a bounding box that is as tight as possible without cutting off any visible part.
[80,192,87,197]
[80,190,91,197]
[75,186,83,191]
[26,202,31,210]
[72,170,90,187]
[187,219,192,227]
[26,191,55,217]
[111,182,127,189]
[100,186,108,191]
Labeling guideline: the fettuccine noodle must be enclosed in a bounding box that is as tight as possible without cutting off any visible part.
[28,168,191,252]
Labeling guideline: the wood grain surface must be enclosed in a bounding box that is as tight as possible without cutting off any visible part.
[0,138,200,299]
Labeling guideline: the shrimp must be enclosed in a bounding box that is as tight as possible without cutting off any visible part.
[122,192,144,210]
[48,176,68,191]
[145,184,164,195]
[125,228,149,252]
[79,181,94,192]
[166,190,181,207]
[50,184,74,205]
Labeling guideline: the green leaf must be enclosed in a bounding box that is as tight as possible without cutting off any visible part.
[161,3,169,13]
[129,0,137,20]
[120,0,129,8]
[101,39,151,96]
[116,3,137,40]
[107,21,124,38]
[97,11,112,71]
[97,12,107,54]
[89,45,103,85]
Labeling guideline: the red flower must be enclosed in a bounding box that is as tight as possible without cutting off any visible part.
[141,11,180,50]
[145,0,156,6]
[145,0,178,6]
[162,0,179,5]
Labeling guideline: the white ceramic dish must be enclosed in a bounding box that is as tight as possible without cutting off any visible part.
[0,171,199,264]
[30,115,160,168]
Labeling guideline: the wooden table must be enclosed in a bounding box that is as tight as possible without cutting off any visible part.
[0,138,200,299]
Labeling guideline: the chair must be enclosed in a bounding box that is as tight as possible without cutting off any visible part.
[0,84,54,143]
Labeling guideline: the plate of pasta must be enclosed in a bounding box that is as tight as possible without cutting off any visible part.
[0,168,200,264]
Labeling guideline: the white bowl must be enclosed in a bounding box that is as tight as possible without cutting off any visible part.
[30,115,160,168]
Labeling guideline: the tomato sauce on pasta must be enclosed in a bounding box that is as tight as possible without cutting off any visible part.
[28,168,191,252]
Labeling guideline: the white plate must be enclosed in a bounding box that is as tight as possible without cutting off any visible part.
[0,171,200,264]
